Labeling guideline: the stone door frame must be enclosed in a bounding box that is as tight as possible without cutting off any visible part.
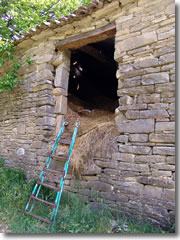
[53,23,117,134]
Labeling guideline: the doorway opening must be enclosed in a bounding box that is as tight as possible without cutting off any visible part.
[68,37,118,113]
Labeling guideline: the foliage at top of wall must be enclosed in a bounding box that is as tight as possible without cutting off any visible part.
[0,0,92,92]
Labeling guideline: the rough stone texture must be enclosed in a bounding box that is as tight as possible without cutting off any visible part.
[116,118,154,133]
[0,0,175,230]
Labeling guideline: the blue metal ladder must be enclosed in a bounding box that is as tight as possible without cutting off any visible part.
[24,120,79,231]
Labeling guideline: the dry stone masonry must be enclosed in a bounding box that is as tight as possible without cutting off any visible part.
[0,0,175,228]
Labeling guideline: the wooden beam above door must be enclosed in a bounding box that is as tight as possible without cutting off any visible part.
[56,23,116,51]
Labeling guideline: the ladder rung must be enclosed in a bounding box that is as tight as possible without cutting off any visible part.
[24,211,51,224]
[37,181,61,191]
[53,155,67,161]
[44,167,63,176]
[31,196,56,207]
[59,139,71,145]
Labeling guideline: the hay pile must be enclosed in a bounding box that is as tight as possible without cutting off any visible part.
[62,95,119,177]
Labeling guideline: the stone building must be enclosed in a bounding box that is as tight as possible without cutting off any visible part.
[0,0,175,229]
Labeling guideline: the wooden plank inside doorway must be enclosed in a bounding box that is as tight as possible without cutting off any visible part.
[56,23,116,51]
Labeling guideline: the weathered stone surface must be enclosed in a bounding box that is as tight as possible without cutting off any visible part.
[116,118,154,133]
[155,122,175,132]
[95,160,118,169]
[134,57,159,68]
[144,185,163,199]
[148,103,169,110]
[137,176,175,189]
[116,135,129,144]
[101,192,128,202]
[142,73,169,85]
[125,110,140,119]
[137,93,160,104]
[135,155,166,163]
[36,117,56,126]
[151,163,175,171]
[53,87,67,97]
[149,133,175,143]
[152,170,172,177]
[118,95,133,105]
[117,31,157,52]
[155,82,175,93]
[87,181,113,192]
[162,188,175,202]
[54,95,67,114]
[118,104,147,111]
[153,147,175,156]
[129,134,148,142]
[140,109,169,119]
[117,85,154,96]
[166,156,175,164]
[116,182,144,195]
[119,162,150,172]
[118,144,152,155]
[54,65,69,89]
[112,152,135,162]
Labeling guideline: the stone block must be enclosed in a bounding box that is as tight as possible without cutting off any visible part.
[153,147,175,156]
[116,182,144,195]
[158,29,175,41]
[95,160,118,169]
[112,152,135,162]
[129,134,148,142]
[31,29,54,41]
[159,52,175,65]
[135,155,166,163]
[117,135,129,144]
[168,103,175,115]
[151,163,175,171]
[53,87,67,97]
[166,156,175,164]
[155,82,175,93]
[87,181,113,192]
[118,104,147,111]
[116,118,154,133]
[134,57,159,68]
[142,73,169,85]
[55,115,64,135]
[165,3,175,15]
[54,95,67,114]
[161,189,175,202]
[152,170,172,177]
[54,65,69,89]
[149,133,175,143]
[117,85,154,96]
[17,124,26,134]
[136,176,175,189]
[155,122,175,132]
[119,162,149,172]
[125,110,140,119]
[137,93,160,104]
[140,109,169,119]
[144,185,162,199]
[36,117,56,126]
[101,192,128,202]
[148,103,169,110]
[121,78,141,88]
[116,31,157,52]
[118,144,152,155]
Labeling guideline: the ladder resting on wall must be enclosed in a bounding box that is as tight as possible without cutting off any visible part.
[24,120,79,231]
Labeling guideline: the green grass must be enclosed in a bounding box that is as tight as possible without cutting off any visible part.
[0,157,174,234]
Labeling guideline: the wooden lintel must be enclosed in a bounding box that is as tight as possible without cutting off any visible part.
[56,23,116,51]
[79,45,114,67]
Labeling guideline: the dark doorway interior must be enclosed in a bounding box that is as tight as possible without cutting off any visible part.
[68,37,118,112]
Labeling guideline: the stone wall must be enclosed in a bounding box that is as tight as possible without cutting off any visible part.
[0,0,175,228]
